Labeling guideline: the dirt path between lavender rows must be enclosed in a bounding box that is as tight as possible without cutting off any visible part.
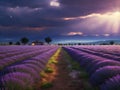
[36,48,90,90]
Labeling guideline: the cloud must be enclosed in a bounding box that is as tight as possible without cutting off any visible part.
[24,27,47,31]
[0,0,120,42]
[7,6,43,15]
[50,0,60,7]
[103,34,110,37]
[0,0,49,8]
[60,0,120,10]
[62,13,102,21]
[67,32,83,36]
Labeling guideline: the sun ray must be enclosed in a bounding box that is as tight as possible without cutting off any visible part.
[72,11,120,34]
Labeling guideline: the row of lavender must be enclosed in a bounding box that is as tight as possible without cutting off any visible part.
[80,45,120,56]
[63,46,120,90]
[0,46,54,70]
[0,46,58,90]
[72,45,120,61]
[0,46,50,59]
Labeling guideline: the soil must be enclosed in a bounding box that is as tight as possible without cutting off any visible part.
[36,48,84,90]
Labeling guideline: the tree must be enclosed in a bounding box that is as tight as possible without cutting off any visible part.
[20,37,29,45]
[110,41,114,45]
[15,41,20,45]
[78,43,81,45]
[9,42,13,45]
[45,37,52,44]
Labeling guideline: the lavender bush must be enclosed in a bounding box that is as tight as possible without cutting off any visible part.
[88,60,120,75]
[101,74,120,90]
[90,66,120,86]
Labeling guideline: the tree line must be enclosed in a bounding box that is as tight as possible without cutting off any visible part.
[8,36,52,45]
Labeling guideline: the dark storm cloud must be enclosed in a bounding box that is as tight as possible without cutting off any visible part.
[0,14,67,27]
[60,0,120,16]
[0,6,68,28]
[60,0,120,9]
[0,0,120,42]
[0,0,50,7]
[0,0,119,28]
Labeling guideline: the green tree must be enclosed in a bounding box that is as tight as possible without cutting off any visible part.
[9,42,13,45]
[45,37,52,44]
[20,37,29,45]
[15,41,20,45]
[110,41,114,45]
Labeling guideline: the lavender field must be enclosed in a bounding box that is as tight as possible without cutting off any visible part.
[0,45,120,90]
[0,46,58,90]
[64,45,120,90]
[0,0,120,90]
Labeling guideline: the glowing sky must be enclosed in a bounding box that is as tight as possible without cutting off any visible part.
[50,0,60,7]
[0,0,120,43]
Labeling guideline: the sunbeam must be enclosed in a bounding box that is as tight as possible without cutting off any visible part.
[73,11,120,34]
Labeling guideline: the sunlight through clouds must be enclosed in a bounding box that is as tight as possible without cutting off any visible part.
[67,11,120,34]
[1,0,120,42]
[50,0,60,7]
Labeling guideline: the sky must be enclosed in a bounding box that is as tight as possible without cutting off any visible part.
[0,0,120,43]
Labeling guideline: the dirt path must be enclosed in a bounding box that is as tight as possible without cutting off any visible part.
[36,48,86,90]
[47,48,84,90]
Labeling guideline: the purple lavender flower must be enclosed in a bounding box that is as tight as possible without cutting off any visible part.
[90,66,120,86]
[101,74,120,90]
[22,60,44,71]
[88,60,120,75]
[1,77,26,90]
[1,72,34,90]
[7,65,40,80]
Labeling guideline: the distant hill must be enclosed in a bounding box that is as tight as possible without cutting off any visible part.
[92,40,120,45]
